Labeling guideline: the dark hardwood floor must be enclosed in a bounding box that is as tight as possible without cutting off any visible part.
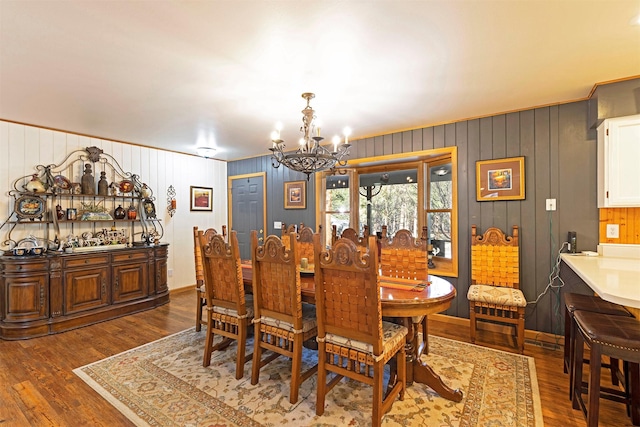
[0,288,631,426]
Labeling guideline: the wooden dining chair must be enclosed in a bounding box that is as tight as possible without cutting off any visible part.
[332,225,369,247]
[379,226,430,354]
[200,229,253,379]
[313,234,407,427]
[194,226,224,331]
[467,225,526,353]
[250,230,318,404]
[281,223,319,261]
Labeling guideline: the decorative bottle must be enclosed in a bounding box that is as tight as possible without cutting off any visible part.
[127,205,137,220]
[97,171,109,196]
[114,205,126,220]
[81,164,95,195]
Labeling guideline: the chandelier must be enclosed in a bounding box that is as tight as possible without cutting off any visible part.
[269,92,351,180]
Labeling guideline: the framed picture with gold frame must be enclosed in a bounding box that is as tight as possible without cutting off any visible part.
[476,156,525,201]
[190,186,213,211]
[284,180,306,209]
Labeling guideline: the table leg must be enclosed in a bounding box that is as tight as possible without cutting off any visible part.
[410,318,463,402]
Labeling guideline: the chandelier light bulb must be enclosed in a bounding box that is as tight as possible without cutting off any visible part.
[343,127,352,144]
[332,135,341,152]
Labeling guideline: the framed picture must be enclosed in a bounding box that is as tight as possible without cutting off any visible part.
[190,186,213,211]
[284,180,306,209]
[142,199,157,219]
[476,156,525,201]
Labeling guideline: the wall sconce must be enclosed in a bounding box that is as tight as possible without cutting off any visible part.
[167,185,176,217]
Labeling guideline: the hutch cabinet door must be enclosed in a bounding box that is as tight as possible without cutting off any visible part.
[2,274,48,322]
[64,267,110,315]
[112,262,149,303]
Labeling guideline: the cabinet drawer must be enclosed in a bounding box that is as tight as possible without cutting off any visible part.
[64,255,109,269]
[112,250,149,263]
[3,260,49,273]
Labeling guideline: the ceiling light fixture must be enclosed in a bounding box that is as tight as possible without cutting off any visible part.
[196,146,217,158]
[269,93,351,180]
[434,168,449,176]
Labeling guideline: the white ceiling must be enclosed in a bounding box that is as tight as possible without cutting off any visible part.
[1,1,639,161]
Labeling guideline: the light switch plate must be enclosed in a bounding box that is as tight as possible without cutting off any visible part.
[274,221,282,229]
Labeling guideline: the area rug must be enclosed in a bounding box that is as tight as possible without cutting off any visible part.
[74,329,543,426]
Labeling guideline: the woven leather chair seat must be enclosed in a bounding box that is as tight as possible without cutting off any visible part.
[212,294,254,318]
[322,321,407,361]
[467,284,527,307]
[254,302,317,333]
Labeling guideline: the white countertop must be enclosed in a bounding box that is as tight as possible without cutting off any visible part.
[561,253,640,308]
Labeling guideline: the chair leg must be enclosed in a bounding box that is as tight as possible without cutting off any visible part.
[316,343,327,416]
[203,318,214,367]
[469,304,477,344]
[517,310,525,354]
[610,357,620,386]
[398,345,406,401]
[563,305,571,374]
[372,361,383,427]
[195,291,203,332]
[587,344,602,427]
[290,337,303,404]
[251,323,262,385]
[572,328,585,411]
[630,362,640,425]
[236,320,247,380]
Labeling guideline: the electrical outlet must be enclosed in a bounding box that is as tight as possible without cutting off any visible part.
[545,198,556,211]
[606,224,619,239]
[168,269,173,277]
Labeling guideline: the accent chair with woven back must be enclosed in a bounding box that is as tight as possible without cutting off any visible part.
[467,225,526,353]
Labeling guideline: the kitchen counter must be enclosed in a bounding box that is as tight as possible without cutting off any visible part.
[560,253,640,309]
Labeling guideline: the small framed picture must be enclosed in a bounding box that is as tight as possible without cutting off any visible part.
[190,186,213,211]
[142,199,157,219]
[476,156,525,201]
[284,180,306,209]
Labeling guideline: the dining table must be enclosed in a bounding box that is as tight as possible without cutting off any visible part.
[241,264,463,402]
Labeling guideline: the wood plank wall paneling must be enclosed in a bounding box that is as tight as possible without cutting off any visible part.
[599,207,640,243]
[229,99,601,334]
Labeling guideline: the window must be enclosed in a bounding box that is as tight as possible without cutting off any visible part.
[323,173,351,245]
[317,148,458,277]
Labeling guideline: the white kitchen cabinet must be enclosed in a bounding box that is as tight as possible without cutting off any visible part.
[597,114,640,207]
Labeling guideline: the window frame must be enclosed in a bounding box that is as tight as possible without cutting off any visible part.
[316,147,458,277]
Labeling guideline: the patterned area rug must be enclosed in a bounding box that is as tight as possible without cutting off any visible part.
[74,329,543,426]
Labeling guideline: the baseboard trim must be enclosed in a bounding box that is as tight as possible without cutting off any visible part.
[430,314,563,349]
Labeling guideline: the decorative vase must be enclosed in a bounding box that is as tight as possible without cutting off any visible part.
[139,183,151,198]
[25,174,46,193]
[97,171,109,196]
[127,205,137,220]
[81,164,95,195]
[114,205,126,220]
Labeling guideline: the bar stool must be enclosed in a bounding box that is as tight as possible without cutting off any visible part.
[572,311,640,427]
[563,293,632,399]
